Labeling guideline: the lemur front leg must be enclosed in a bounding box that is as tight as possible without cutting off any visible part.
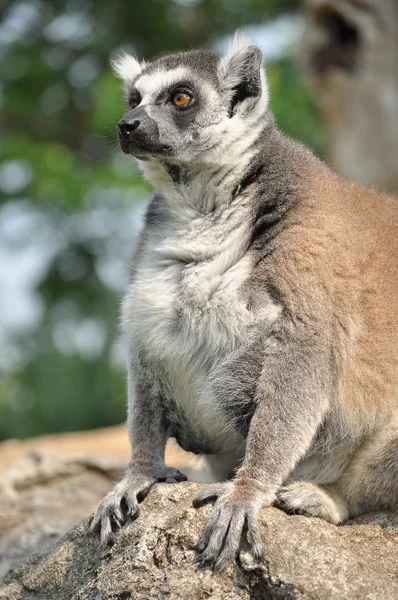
[194,337,331,572]
[91,357,187,546]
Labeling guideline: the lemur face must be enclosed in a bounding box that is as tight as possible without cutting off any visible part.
[113,38,268,165]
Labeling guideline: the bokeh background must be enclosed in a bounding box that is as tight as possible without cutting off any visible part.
[1,0,396,441]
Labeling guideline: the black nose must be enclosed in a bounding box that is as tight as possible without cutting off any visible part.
[118,119,140,141]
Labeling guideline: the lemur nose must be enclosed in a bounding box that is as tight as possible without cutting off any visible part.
[118,119,140,141]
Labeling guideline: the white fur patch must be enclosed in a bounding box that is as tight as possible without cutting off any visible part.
[135,67,190,104]
[123,196,257,452]
[219,32,257,81]
[111,52,145,82]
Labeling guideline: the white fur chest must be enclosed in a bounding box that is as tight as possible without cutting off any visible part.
[122,199,255,450]
[130,236,253,350]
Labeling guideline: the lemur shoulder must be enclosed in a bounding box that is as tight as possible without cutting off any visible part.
[91,37,398,571]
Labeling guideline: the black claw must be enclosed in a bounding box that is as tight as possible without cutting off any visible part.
[193,493,218,508]
[197,551,215,568]
[111,516,122,533]
[193,497,207,508]
[100,530,116,549]
[214,559,228,574]
[89,516,100,533]
[136,489,149,502]
[252,546,265,562]
[158,470,187,483]
[196,542,205,554]
[126,505,139,521]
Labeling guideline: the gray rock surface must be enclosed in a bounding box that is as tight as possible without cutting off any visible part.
[2,467,398,600]
[0,451,125,583]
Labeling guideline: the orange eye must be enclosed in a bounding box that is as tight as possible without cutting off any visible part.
[172,92,191,108]
[129,100,138,110]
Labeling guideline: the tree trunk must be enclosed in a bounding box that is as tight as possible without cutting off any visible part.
[300,0,398,194]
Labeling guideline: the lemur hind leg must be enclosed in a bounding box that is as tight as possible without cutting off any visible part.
[337,416,398,519]
[278,416,398,524]
[276,481,349,524]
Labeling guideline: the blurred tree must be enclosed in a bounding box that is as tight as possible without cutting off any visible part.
[301,0,398,194]
[0,0,323,439]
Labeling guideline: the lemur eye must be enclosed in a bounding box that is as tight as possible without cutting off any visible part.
[129,100,139,110]
[172,92,192,108]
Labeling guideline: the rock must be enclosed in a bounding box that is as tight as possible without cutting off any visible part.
[0,443,213,586]
[0,427,214,481]
[0,425,131,469]
[2,481,398,600]
[0,451,126,582]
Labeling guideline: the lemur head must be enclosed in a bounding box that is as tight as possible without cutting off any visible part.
[112,36,268,169]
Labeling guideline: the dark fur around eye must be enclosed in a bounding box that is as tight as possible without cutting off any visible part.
[169,83,194,96]
[128,91,141,107]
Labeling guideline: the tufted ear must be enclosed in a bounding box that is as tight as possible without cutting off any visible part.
[218,35,267,115]
[110,52,146,83]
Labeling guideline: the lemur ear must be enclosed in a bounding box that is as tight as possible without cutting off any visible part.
[218,37,267,115]
[111,52,145,83]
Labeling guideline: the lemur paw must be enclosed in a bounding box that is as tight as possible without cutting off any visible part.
[193,482,233,507]
[155,466,188,483]
[90,466,187,547]
[193,481,269,572]
[276,481,343,524]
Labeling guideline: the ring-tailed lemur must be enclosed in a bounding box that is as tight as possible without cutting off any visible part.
[91,36,398,572]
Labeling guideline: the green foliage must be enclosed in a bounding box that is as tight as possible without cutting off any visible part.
[268,59,325,157]
[0,0,323,440]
